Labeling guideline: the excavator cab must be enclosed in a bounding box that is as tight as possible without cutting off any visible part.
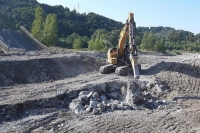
[107,48,118,65]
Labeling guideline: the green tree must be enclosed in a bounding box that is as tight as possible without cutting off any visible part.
[43,13,58,46]
[154,38,166,52]
[73,38,82,49]
[88,29,109,51]
[31,6,44,42]
[81,36,89,48]
[140,32,156,51]
[140,32,148,50]
[66,33,80,48]
[106,30,120,47]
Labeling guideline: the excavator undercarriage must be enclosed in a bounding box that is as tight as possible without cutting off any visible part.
[99,59,141,77]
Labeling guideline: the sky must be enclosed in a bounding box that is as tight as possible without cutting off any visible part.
[37,0,200,35]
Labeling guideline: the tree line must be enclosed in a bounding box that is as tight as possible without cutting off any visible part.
[31,6,58,46]
[1,0,200,53]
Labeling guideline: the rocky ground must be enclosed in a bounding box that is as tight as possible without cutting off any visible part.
[0,51,200,133]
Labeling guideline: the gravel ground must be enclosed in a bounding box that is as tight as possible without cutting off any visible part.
[0,51,200,133]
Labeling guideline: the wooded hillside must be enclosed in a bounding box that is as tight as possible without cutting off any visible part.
[0,0,200,53]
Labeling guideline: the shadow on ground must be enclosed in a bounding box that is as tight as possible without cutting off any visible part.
[141,61,200,78]
[0,93,70,123]
[173,96,200,101]
[0,55,104,87]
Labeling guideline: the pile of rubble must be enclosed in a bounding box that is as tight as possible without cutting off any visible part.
[69,78,170,115]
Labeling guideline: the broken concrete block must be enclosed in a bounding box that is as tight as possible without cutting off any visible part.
[101,102,107,111]
[79,95,89,105]
[106,87,115,93]
[89,99,98,108]
[155,84,163,93]
[79,91,90,97]
[96,103,102,108]
[111,103,118,110]
[117,103,124,110]
[140,81,148,89]
[107,92,118,99]
[96,108,102,114]
[87,91,94,99]
[124,81,143,106]
[69,100,84,114]
[146,82,154,88]
[123,105,132,110]
[120,86,127,95]
[92,92,99,99]
[86,106,92,113]
[100,94,107,102]
[106,103,112,108]
[84,105,89,109]
[93,108,99,115]
[69,99,81,110]
[96,83,106,93]
[74,106,84,115]
[87,83,106,93]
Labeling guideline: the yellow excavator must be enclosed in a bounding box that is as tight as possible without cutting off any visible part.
[99,13,141,79]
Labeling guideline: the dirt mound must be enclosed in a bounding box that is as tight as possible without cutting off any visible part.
[0,55,103,86]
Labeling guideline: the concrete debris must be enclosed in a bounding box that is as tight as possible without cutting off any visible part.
[79,95,89,105]
[146,82,154,88]
[93,108,99,115]
[86,106,92,113]
[101,102,107,112]
[89,99,98,108]
[69,80,169,115]
[96,83,106,93]
[111,103,118,110]
[87,91,94,99]
[107,92,118,99]
[96,103,102,108]
[117,103,124,110]
[155,84,163,93]
[100,95,107,102]
[92,92,99,99]
[79,91,90,97]
[120,86,127,95]
[124,81,144,106]
[69,99,84,114]
[123,105,132,110]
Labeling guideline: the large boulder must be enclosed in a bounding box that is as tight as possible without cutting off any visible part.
[69,99,84,114]
[124,80,144,106]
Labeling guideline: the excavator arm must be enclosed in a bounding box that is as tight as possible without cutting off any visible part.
[118,13,140,78]
[128,13,140,79]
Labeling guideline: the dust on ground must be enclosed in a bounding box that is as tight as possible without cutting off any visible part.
[0,51,200,133]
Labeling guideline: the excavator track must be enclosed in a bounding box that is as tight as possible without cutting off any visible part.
[99,64,115,74]
[115,64,141,77]
[115,65,132,76]
[100,64,141,76]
